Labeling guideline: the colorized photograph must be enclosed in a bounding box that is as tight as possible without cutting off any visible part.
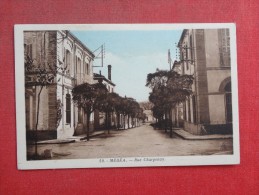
[15,24,239,169]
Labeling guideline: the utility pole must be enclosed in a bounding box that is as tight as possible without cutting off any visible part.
[93,43,105,68]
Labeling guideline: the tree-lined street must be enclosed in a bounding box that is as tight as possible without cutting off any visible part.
[24,29,234,161]
[27,124,233,159]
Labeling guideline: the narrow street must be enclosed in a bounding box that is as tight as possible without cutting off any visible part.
[27,124,233,160]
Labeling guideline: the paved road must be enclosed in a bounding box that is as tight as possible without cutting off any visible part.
[27,124,233,159]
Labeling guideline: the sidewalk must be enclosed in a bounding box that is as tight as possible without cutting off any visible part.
[172,129,233,140]
[79,131,105,140]
[36,131,105,145]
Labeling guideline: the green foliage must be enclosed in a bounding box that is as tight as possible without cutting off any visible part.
[25,54,58,87]
[152,105,164,120]
[146,70,169,88]
[146,69,194,121]
[97,92,120,113]
[72,82,108,114]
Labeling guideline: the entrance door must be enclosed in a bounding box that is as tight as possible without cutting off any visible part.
[225,82,232,123]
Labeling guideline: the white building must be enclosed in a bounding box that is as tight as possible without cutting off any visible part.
[24,30,95,140]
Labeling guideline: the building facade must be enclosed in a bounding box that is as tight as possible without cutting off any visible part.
[24,30,95,140]
[174,29,232,135]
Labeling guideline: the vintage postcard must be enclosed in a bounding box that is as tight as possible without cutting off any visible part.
[15,23,239,169]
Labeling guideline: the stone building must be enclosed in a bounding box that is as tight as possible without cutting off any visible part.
[173,29,232,135]
[24,30,95,140]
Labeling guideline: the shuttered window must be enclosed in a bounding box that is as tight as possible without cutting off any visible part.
[66,94,71,124]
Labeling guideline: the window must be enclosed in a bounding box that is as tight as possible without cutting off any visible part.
[182,60,185,74]
[24,44,32,59]
[77,58,81,83]
[86,63,89,75]
[82,61,85,76]
[190,35,194,62]
[65,50,71,75]
[181,51,184,62]
[186,45,189,70]
[66,94,71,124]
[219,29,230,66]
[75,57,77,78]
[185,45,188,62]
[77,58,81,74]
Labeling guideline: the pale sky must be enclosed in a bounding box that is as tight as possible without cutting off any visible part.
[72,30,182,102]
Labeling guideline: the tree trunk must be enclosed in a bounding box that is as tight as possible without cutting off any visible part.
[86,112,91,141]
[108,112,110,134]
[105,112,108,133]
[35,85,44,157]
[116,112,120,130]
[127,115,130,129]
[164,112,167,133]
[123,115,126,130]
[169,108,173,138]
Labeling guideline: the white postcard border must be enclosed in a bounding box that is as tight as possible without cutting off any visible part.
[15,23,239,170]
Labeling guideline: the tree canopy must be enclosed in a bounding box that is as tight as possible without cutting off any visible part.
[72,82,145,133]
[72,82,108,114]
[146,69,194,128]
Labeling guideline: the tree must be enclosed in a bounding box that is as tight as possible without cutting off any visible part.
[146,69,171,89]
[128,100,141,128]
[119,97,129,129]
[135,107,146,126]
[123,98,136,129]
[97,92,121,133]
[72,82,108,141]
[137,110,147,124]
[146,69,193,137]
[113,95,124,129]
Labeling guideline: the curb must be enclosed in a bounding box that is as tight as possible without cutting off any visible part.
[172,130,233,140]
[80,132,105,140]
[34,140,76,145]
[29,132,105,145]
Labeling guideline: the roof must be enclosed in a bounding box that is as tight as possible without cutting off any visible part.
[93,73,116,86]
[177,29,188,47]
[66,31,95,58]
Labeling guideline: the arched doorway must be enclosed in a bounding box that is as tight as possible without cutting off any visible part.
[219,77,232,123]
[224,82,232,123]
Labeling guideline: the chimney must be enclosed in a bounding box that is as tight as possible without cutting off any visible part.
[108,65,111,80]
[99,70,101,75]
